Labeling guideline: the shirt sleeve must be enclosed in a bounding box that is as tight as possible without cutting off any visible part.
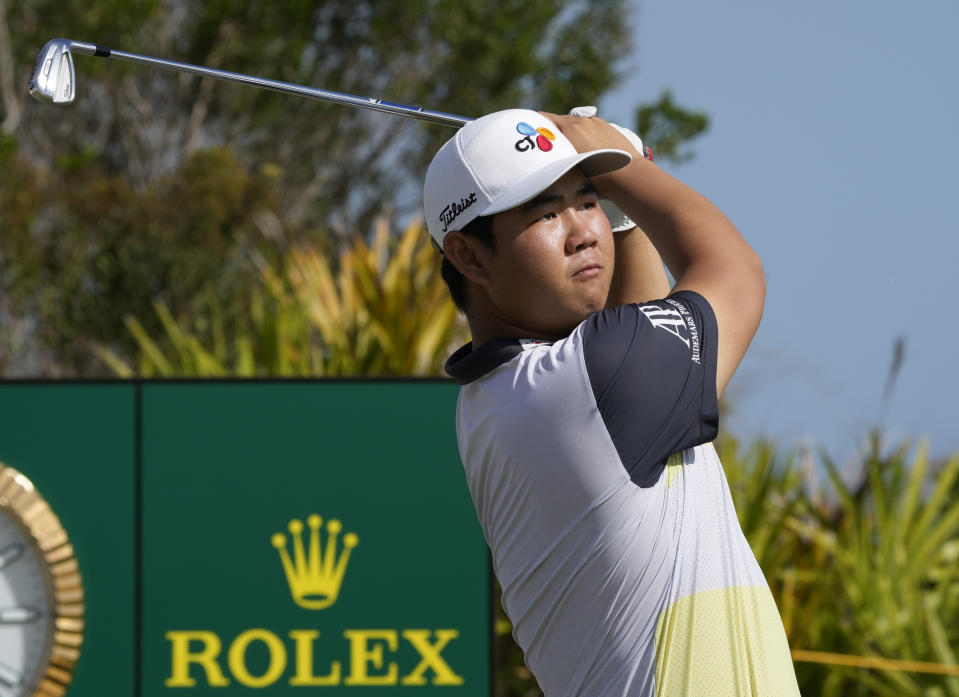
[581,290,719,487]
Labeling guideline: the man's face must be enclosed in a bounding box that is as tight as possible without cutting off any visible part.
[480,169,614,337]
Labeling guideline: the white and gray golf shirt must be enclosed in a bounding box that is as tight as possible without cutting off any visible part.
[446,291,799,697]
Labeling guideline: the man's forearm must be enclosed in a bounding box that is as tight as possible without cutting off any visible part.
[593,157,745,281]
[606,224,671,307]
[592,140,765,397]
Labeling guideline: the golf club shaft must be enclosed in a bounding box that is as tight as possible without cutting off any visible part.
[66,40,471,128]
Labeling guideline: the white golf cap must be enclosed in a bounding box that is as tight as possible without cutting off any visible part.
[423,109,631,249]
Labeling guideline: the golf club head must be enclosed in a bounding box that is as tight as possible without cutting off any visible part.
[29,39,76,104]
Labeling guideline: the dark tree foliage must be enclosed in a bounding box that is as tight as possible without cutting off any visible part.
[0,144,275,373]
[638,89,709,163]
[0,0,708,380]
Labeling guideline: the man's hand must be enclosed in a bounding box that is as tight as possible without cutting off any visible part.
[542,112,644,200]
[542,110,655,220]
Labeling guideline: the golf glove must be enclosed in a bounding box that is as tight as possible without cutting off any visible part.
[567,106,648,233]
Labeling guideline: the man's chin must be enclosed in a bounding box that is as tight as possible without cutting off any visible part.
[583,294,610,316]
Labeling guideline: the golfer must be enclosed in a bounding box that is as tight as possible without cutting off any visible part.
[423,109,800,696]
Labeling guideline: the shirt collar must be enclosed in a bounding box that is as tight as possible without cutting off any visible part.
[444,338,553,385]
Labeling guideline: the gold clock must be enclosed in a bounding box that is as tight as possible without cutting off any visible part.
[0,463,84,697]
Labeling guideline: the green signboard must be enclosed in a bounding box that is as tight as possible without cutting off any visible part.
[0,381,490,696]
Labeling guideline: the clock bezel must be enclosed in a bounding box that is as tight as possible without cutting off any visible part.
[0,463,84,697]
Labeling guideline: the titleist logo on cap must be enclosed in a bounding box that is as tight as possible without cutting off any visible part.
[439,192,478,233]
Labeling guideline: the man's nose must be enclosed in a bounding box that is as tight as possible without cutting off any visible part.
[564,210,598,255]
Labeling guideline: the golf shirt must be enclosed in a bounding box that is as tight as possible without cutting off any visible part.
[446,291,799,697]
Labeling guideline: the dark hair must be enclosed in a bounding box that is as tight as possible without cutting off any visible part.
[441,214,496,314]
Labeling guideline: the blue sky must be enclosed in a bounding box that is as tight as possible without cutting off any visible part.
[600,0,958,464]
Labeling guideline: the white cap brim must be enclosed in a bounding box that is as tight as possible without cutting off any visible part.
[478,148,631,217]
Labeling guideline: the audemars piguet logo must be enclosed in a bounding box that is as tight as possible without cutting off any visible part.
[639,299,701,364]
[439,192,478,233]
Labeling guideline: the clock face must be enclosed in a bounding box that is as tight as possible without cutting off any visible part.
[0,512,53,697]
[0,464,83,697]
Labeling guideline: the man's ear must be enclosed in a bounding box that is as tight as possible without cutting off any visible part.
[443,232,491,287]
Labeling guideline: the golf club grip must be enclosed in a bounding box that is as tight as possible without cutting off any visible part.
[69,40,471,128]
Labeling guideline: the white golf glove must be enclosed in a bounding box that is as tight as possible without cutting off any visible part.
[567,105,645,233]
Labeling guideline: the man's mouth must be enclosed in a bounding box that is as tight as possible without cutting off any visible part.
[572,263,602,279]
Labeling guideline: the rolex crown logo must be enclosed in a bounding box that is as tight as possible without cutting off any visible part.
[271,514,359,610]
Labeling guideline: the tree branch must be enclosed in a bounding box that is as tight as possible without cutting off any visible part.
[184,73,215,154]
[0,0,23,134]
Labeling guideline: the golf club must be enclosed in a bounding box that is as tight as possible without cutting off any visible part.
[28,38,472,128]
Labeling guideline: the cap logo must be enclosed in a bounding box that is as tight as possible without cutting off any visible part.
[439,192,478,233]
[515,122,556,153]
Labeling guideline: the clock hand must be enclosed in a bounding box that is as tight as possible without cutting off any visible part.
[0,545,24,570]
[0,606,41,623]
[0,659,22,687]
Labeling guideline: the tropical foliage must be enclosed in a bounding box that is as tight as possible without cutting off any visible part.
[97,218,467,377]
